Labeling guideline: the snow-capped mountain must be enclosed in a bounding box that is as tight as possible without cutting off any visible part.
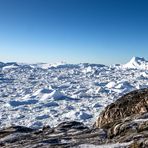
[122,57,148,70]
[0,57,147,129]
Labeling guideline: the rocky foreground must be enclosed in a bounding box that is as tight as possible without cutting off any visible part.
[0,88,148,148]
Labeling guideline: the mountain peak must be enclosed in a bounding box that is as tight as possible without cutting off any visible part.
[130,56,146,63]
[122,56,148,69]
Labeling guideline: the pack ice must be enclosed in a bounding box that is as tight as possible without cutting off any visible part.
[0,57,147,129]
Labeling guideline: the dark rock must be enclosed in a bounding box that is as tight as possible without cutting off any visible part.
[0,126,34,136]
[41,138,60,144]
[0,121,93,147]
[56,121,88,131]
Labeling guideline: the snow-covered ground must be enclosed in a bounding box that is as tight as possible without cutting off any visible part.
[0,57,148,129]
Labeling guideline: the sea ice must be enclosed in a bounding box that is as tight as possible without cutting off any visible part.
[0,57,147,128]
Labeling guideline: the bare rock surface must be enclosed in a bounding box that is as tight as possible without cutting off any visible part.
[95,88,148,147]
[96,88,148,128]
[0,121,107,148]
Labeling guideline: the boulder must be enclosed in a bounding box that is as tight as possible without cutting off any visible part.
[95,88,148,147]
[95,88,148,128]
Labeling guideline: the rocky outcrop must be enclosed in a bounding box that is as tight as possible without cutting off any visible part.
[0,121,107,148]
[0,88,147,147]
[96,88,148,128]
[106,112,148,147]
[95,88,148,147]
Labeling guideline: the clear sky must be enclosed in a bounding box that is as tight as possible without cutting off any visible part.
[0,0,148,64]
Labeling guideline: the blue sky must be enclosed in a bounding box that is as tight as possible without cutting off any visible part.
[0,0,148,64]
